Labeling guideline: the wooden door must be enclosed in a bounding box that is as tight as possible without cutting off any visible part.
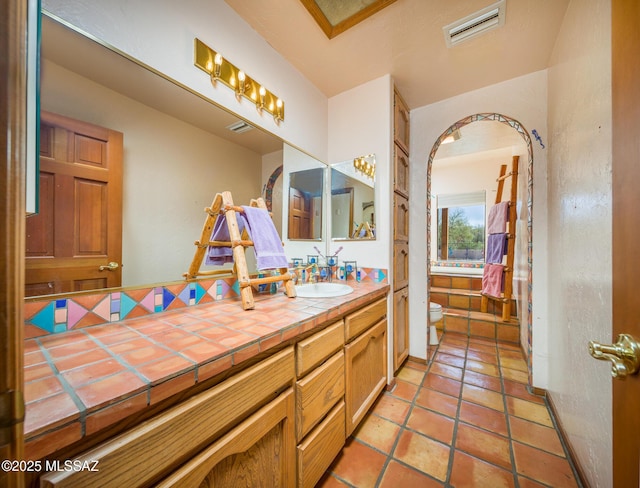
[25,111,123,296]
[288,187,311,239]
[611,1,640,485]
[1,1,26,486]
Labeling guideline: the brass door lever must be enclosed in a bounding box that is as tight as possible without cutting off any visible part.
[99,261,119,271]
[588,334,640,379]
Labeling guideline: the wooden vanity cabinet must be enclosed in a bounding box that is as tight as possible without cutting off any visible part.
[344,298,388,436]
[295,320,345,488]
[39,294,389,488]
[40,347,295,488]
[157,389,296,487]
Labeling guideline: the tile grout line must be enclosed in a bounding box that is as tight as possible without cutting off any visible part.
[373,354,444,487]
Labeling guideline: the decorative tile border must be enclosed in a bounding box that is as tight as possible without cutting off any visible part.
[24,267,388,338]
[431,261,484,269]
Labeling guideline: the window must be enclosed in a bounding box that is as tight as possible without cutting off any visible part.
[437,191,485,262]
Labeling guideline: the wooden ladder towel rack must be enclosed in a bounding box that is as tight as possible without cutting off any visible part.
[481,155,519,322]
[184,191,296,310]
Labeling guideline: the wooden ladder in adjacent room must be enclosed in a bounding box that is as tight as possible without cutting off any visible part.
[481,155,519,322]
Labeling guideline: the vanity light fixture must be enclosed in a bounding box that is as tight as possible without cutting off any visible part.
[194,38,285,124]
[257,85,266,112]
[353,154,376,179]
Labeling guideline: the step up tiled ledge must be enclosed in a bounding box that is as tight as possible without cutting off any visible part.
[434,308,520,344]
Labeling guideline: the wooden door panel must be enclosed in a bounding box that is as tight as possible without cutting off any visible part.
[612,1,640,486]
[25,172,54,256]
[25,111,123,297]
[75,179,108,255]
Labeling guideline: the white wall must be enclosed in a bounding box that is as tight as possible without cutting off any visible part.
[547,0,612,485]
[328,75,393,379]
[327,75,393,269]
[410,70,549,370]
[42,0,328,162]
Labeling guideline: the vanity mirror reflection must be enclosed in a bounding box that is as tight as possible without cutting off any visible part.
[26,12,326,298]
[286,167,324,240]
[330,154,376,240]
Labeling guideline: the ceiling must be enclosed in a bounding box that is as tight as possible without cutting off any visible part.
[225,0,570,109]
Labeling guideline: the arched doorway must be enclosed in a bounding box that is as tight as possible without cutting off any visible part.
[427,113,534,380]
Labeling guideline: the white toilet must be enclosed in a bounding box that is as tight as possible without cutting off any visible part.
[429,302,443,345]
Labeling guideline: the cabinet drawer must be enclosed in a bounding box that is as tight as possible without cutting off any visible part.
[40,347,295,488]
[297,401,346,488]
[345,297,387,342]
[296,320,344,378]
[295,350,344,442]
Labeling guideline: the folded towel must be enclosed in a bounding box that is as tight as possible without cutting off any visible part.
[242,205,289,270]
[487,201,509,234]
[486,233,508,264]
[205,213,246,266]
[482,263,504,297]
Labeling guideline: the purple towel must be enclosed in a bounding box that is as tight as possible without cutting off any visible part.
[205,213,246,266]
[242,205,288,270]
[487,201,509,234]
[486,233,508,264]
[482,263,504,297]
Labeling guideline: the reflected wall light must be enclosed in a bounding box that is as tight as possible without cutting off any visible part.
[353,154,376,179]
[194,38,285,124]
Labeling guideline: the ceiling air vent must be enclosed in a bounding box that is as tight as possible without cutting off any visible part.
[226,121,254,134]
[443,0,506,48]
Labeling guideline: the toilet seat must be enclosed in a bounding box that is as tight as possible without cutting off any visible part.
[429,302,443,322]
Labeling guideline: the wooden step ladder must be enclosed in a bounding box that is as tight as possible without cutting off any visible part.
[184,191,296,310]
[481,155,519,322]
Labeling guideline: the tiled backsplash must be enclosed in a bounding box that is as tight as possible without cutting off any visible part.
[25,267,388,338]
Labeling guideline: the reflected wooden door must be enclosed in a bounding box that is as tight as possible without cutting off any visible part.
[25,111,123,296]
[288,187,311,239]
[612,0,640,486]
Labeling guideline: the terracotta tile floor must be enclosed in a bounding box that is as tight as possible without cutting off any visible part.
[319,333,582,488]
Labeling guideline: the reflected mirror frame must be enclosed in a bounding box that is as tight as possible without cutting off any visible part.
[330,154,376,241]
[286,167,325,241]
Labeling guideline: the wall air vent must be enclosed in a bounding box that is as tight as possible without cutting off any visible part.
[443,0,506,48]
[226,121,254,133]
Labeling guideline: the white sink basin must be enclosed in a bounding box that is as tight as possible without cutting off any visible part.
[295,282,354,298]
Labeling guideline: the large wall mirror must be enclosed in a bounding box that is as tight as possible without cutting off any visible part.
[330,154,376,240]
[26,12,326,298]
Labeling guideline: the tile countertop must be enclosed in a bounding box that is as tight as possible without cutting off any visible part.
[23,281,389,460]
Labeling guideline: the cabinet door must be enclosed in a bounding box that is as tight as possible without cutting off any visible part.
[158,389,296,487]
[394,145,410,197]
[393,288,410,372]
[394,193,409,242]
[393,242,409,290]
[344,319,388,436]
[394,91,410,153]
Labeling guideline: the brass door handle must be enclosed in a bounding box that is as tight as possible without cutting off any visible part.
[99,261,119,271]
[588,334,640,379]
